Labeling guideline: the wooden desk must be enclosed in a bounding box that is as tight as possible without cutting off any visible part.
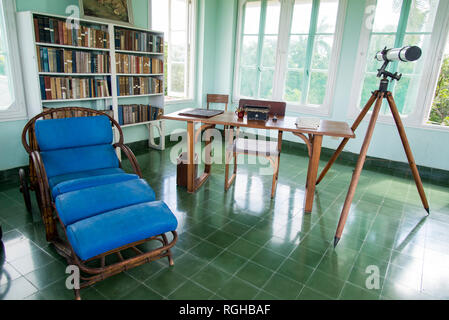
[163,109,355,213]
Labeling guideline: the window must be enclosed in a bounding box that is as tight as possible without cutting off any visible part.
[151,0,195,102]
[234,0,346,114]
[0,0,26,120]
[350,0,449,127]
[427,33,449,126]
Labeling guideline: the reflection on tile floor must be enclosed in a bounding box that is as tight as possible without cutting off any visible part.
[1,143,449,300]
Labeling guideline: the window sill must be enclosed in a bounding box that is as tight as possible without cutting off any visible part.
[165,98,196,106]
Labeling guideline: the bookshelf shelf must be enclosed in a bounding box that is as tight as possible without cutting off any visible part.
[42,97,113,103]
[17,11,166,151]
[117,93,164,99]
[116,73,163,77]
[36,42,110,52]
[115,49,163,56]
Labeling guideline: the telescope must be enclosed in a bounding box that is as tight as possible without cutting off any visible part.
[375,46,422,63]
[375,45,422,81]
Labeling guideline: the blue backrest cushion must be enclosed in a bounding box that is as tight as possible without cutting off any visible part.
[35,116,113,151]
[34,116,119,178]
[41,144,119,178]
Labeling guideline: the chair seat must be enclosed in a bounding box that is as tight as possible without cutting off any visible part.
[66,201,178,261]
[55,179,156,226]
[227,138,279,156]
[49,168,138,199]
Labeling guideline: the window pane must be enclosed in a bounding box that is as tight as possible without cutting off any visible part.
[241,35,258,66]
[308,71,328,105]
[152,0,169,31]
[365,34,396,73]
[260,69,274,99]
[170,63,185,95]
[360,73,379,107]
[171,31,186,62]
[311,35,333,70]
[287,35,308,68]
[428,34,449,125]
[399,33,430,74]
[264,0,281,34]
[372,0,402,33]
[244,1,261,34]
[261,36,278,67]
[284,70,304,103]
[171,0,186,31]
[291,0,312,34]
[316,0,338,33]
[240,67,257,97]
[393,75,412,114]
[152,0,192,100]
[0,6,12,111]
[406,0,439,33]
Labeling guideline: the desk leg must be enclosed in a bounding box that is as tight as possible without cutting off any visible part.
[187,121,195,193]
[304,135,323,213]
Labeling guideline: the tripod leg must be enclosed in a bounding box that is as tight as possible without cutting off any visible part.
[386,93,430,214]
[316,92,378,185]
[334,93,384,247]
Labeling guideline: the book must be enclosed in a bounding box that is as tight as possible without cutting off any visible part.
[115,27,164,53]
[37,47,110,74]
[295,117,321,130]
[117,104,163,125]
[34,14,109,49]
[39,75,110,100]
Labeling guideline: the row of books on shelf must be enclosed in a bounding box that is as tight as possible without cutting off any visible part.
[41,107,114,119]
[117,76,163,96]
[33,15,110,49]
[37,47,110,74]
[115,53,163,74]
[115,28,163,53]
[39,76,111,100]
[118,104,163,126]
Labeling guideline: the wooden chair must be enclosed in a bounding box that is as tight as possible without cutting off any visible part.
[225,99,287,198]
[20,107,178,299]
[206,94,229,111]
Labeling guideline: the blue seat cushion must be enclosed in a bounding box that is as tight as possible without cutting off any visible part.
[35,116,113,151]
[50,169,139,199]
[66,201,178,261]
[55,179,156,226]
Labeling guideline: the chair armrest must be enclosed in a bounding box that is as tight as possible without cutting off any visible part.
[114,143,143,178]
[30,150,52,208]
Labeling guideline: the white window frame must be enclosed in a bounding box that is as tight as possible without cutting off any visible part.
[0,0,26,121]
[149,0,196,105]
[233,0,347,116]
[348,0,449,130]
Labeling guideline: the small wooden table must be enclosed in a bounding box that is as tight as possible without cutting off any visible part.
[163,109,355,213]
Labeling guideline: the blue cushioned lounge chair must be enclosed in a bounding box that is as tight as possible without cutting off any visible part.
[21,107,178,299]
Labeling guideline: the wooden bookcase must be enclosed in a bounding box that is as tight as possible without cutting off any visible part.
[16,11,166,150]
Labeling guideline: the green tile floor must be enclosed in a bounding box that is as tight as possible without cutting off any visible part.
[1,143,449,300]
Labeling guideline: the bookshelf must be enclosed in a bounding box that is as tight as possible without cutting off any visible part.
[16,11,166,151]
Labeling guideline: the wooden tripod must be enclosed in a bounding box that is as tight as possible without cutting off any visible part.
[316,88,430,247]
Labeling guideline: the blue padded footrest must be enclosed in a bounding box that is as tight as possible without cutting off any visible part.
[51,172,139,199]
[55,179,156,226]
[66,201,178,261]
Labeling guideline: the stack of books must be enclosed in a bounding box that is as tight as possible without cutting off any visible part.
[37,47,110,73]
[117,76,162,96]
[115,53,163,74]
[39,76,111,100]
[33,15,109,49]
[118,104,163,125]
[114,27,163,53]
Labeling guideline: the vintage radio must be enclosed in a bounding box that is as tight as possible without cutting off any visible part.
[245,105,270,121]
